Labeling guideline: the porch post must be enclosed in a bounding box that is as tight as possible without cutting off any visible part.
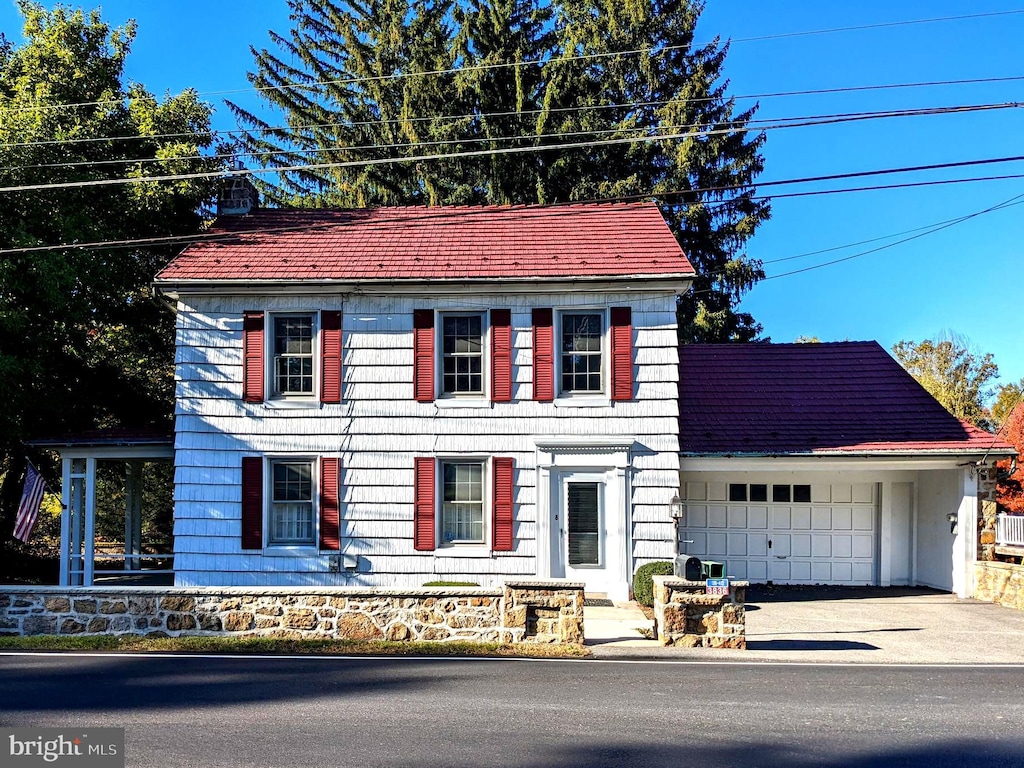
[125,461,144,571]
[952,466,978,599]
[59,456,71,587]
[84,457,97,586]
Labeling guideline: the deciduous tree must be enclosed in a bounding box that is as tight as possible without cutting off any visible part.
[996,402,1024,513]
[891,334,999,430]
[0,2,223,548]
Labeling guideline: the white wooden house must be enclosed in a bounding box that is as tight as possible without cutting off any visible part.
[153,203,694,600]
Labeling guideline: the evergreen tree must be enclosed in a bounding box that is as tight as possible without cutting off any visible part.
[231,0,769,340]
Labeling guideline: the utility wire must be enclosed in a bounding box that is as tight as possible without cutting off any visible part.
[4,72,1020,155]
[4,101,1015,174]
[9,8,1024,113]
[4,73,1023,152]
[3,116,1023,196]
[3,164,1024,256]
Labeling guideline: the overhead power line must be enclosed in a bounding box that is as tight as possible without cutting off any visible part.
[8,8,1024,113]
[4,73,1021,152]
[3,112,1023,196]
[4,160,1024,256]
[4,101,1016,174]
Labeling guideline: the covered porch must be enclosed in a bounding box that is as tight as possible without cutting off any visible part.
[29,430,174,586]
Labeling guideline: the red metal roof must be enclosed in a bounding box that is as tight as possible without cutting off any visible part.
[679,342,1016,456]
[155,202,694,283]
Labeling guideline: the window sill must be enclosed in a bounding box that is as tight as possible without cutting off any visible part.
[263,546,319,557]
[262,398,322,410]
[434,398,492,409]
[553,396,611,408]
[434,546,492,558]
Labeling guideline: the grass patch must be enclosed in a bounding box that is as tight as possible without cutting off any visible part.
[421,581,480,587]
[0,634,589,658]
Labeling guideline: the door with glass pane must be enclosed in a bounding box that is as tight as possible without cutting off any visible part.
[560,473,609,588]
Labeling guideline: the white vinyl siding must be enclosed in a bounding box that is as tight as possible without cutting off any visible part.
[172,291,680,587]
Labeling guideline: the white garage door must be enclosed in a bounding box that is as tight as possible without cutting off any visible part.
[681,481,877,585]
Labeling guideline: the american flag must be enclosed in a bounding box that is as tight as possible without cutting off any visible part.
[13,462,47,543]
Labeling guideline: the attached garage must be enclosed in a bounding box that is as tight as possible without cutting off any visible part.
[678,343,1016,597]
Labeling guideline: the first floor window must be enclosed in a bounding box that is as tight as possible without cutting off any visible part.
[561,312,603,394]
[441,461,484,544]
[270,460,315,545]
[273,315,314,395]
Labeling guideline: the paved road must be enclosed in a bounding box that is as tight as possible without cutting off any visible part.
[2,653,1023,767]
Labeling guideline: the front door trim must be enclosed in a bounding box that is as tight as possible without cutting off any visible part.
[535,437,633,601]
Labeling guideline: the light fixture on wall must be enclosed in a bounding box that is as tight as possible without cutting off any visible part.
[669,493,684,520]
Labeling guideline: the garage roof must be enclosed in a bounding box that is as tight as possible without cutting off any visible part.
[679,341,1016,456]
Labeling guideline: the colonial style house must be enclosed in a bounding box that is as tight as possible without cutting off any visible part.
[151,202,693,600]
[36,200,1016,601]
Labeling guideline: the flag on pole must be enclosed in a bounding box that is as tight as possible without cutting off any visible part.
[13,461,47,543]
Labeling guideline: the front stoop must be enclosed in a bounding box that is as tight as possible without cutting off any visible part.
[582,599,659,647]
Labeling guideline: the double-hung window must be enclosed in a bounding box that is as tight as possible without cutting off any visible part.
[441,314,484,396]
[269,460,315,546]
[441,460,485,545]
[273,315,315,396]
[560,312,603,395]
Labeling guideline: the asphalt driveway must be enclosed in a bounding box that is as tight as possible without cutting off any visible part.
[587,586,1024,663]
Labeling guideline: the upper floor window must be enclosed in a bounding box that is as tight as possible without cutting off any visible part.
[442,314,484,395]
[269,460,315,546]
[273,315,314,396]
[560,312,603,394]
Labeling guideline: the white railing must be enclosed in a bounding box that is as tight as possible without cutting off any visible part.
[996,513,1024,547]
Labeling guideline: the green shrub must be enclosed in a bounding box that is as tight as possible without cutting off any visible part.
[632,561,674,606]
[422,580,480,587]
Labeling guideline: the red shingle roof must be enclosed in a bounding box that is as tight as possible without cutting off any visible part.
[155,202,694,283]
[679,342,1016,456]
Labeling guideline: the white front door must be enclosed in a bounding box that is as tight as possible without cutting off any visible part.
[553,470,622,595]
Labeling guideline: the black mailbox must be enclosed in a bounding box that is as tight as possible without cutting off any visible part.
[674,555,703,581]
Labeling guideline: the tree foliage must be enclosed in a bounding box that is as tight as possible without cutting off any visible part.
[229,0,770,341]
[0,2,223,541]
[992,379,1024,428]
[996,402,1024,513]
[891,334,999,430]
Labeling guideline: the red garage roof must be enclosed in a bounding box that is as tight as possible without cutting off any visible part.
[155,202,694,284]
[679,342,1016,456]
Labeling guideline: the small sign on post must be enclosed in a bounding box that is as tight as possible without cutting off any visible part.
[705,578,730,596]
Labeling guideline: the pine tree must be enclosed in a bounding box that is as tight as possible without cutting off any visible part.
[230,0,770,340]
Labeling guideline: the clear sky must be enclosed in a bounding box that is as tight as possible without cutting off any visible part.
[2,0,1021,391]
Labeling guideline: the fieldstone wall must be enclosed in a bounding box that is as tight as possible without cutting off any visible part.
[973,561,1024,610]
[652,576,747,649]
[0,582,585,645]
[503,580,584,644]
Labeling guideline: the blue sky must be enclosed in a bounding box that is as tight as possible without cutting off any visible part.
[2,0,1021,391]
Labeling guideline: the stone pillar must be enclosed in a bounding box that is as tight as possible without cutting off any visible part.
[653,576,747,649]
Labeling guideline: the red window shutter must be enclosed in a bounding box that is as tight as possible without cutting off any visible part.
[320,457,340,550]
[491,309,512,403]
[242,311,264,403]
[610,306,633,402]
[492,457,515,551]
[532,308,554,401]
[321,310,342,404]
[413,457,436,551]
[413,309,435,402]
[241,457,263,549]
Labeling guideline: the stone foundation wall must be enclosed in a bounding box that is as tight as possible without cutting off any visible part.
[652,576,747,649]
[973,561,1024,610]
[0,581,585,644]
